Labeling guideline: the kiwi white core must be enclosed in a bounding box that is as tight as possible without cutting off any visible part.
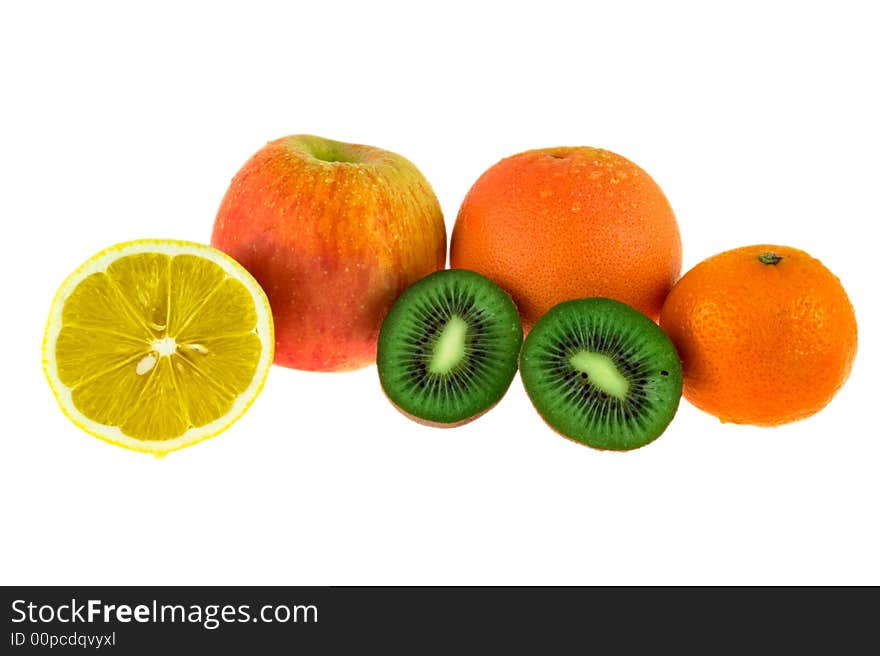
[428,315,468,375]
[569,350,629,399]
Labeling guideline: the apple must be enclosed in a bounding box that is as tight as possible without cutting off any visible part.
[211,134,446,371]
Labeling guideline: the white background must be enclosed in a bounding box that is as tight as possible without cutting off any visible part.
[2,1,877,585]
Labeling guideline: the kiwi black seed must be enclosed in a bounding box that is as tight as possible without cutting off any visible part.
[520,297,682,451]
[377,269,523,426]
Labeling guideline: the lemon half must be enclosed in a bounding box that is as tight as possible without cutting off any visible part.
[42,239,274,455]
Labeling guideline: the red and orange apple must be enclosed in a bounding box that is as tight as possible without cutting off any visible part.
[211,134,446,371]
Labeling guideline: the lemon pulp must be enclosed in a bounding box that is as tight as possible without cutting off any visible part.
[43,240,274,455]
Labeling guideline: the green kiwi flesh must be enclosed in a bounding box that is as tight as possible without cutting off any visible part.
[377,269,523,426]
[520,297,682,451]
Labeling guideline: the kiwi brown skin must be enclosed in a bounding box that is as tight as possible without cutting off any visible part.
[531,413,656,452]
[383,392,499,429]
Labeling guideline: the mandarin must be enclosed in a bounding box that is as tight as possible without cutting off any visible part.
[659,245,857,426]
[450,146,681,329]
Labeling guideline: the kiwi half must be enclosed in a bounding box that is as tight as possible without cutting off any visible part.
[520,297,682,450]
[377,269,523,426]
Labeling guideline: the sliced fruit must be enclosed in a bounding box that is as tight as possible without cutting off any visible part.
[520,297,682,451]
[377,269,523,426]
[43,239,274,455]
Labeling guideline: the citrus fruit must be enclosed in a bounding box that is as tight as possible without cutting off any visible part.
[42,239,274,455]
[450,146,681,329]
[659,244,857,426]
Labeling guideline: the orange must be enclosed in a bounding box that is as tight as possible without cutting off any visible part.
[449,146,681,329]
[659,244,858,426]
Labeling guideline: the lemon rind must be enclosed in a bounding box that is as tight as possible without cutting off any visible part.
[42,239,275,456]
